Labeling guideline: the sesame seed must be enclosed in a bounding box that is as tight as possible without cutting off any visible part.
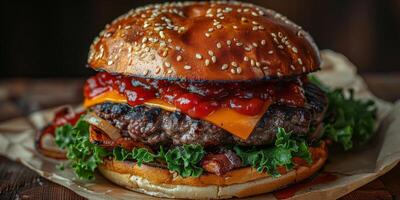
[236,67,242,74]
[292,47,298,53]
[205,33,211,37]
[298,58,303,65]
[252,26,258,31]
[252,42,258,47]
[290,65,296,70]
[164,62,171,68]
[252,21,259,25]
[142,37,148,43]
[208,28,214,32]
[205,59,210,66]
[104,32,112,38]
[159,31,165,38]
[263,66,269,70]
[302,66,306,72]
[227,40,232,46]
[184,65,191,70]
[231,61,238,67]
[107,60,114,65]
[278,45,284,49]
[178,27,186,34]
[216,42,222,48]
[221,64,228,70]
[278,32,283,38]
[277,72,283,77]
[162,50,168,57]
[176,55,182,61]
[244,56,249,61]
[233,25,238,29]
[160,41,167,47]
[250,59,255,66]
[261,40,266,45]
[167,69,173,74]
[271,33,277,37]
[241,17,247,22]
[208,50,214,56]
[154,27,163,31]
[144,69,149,76]
[175,46,182,51]
[268,50,274,54]
[256,62,261,67]
[236,42,243,46]
[216,24,222,29]
[251,11,258,16]
[297,31,303,37]
[195,53,202,59]
[230,68,236,74]
[155,67,161,73]
[211,56,217,63]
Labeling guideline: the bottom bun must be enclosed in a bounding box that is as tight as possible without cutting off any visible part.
[98,142,327,199]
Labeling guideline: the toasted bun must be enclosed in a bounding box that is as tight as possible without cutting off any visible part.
[98,142,327,199]
[88,1,320,81]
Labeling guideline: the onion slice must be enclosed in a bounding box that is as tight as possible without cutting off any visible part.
[83,113,121,140]
[35,125,67,160]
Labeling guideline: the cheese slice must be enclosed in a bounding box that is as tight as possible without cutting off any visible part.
[84,90,271,139]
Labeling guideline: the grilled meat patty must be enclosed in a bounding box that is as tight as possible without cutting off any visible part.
[91,83,327,147]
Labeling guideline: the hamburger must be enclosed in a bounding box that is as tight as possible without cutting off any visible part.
[36,1,376,199]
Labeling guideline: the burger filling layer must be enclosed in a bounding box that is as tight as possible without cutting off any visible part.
[84,72,309,139]
[51,72,327,179]
[90,81,326,147]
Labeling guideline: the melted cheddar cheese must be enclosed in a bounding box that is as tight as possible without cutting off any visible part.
[84,91,271,139]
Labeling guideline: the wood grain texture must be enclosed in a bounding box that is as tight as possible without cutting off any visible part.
[0,73,399,200]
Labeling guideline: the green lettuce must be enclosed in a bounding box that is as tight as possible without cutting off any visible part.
[234,128,312,177]
[55,118,109,180]
[113,144,205,177]
[309,75,376,150]
[55,119,205,179]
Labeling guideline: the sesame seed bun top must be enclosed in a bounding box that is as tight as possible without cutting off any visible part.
[88,1,320,81]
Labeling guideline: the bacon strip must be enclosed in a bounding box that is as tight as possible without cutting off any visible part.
[201,151,241,176]
[89,126,152,152]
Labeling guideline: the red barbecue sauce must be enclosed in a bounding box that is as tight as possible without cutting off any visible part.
[273,173,338,199]
[36,108,85,159]
[84,72,306,118]
[41,108,84,137]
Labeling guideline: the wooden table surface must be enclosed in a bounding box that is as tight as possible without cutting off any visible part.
[0,73,399,200]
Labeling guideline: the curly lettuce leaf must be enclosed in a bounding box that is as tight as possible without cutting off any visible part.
[55,118,110,180]
[234,128,312,177]
[309,75,376,150]
[163,144,205,177]
[113,144,205,178]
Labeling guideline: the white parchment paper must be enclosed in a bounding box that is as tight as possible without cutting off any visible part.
[0,50,399,200]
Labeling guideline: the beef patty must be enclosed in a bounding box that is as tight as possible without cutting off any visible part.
[91,83,327,147]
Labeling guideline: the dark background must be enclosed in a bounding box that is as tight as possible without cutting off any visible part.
[1,0,399,78]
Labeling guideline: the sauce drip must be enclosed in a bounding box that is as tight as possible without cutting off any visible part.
[36,107,84,159]
[273,173,338,199]
[84,72,306,118]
